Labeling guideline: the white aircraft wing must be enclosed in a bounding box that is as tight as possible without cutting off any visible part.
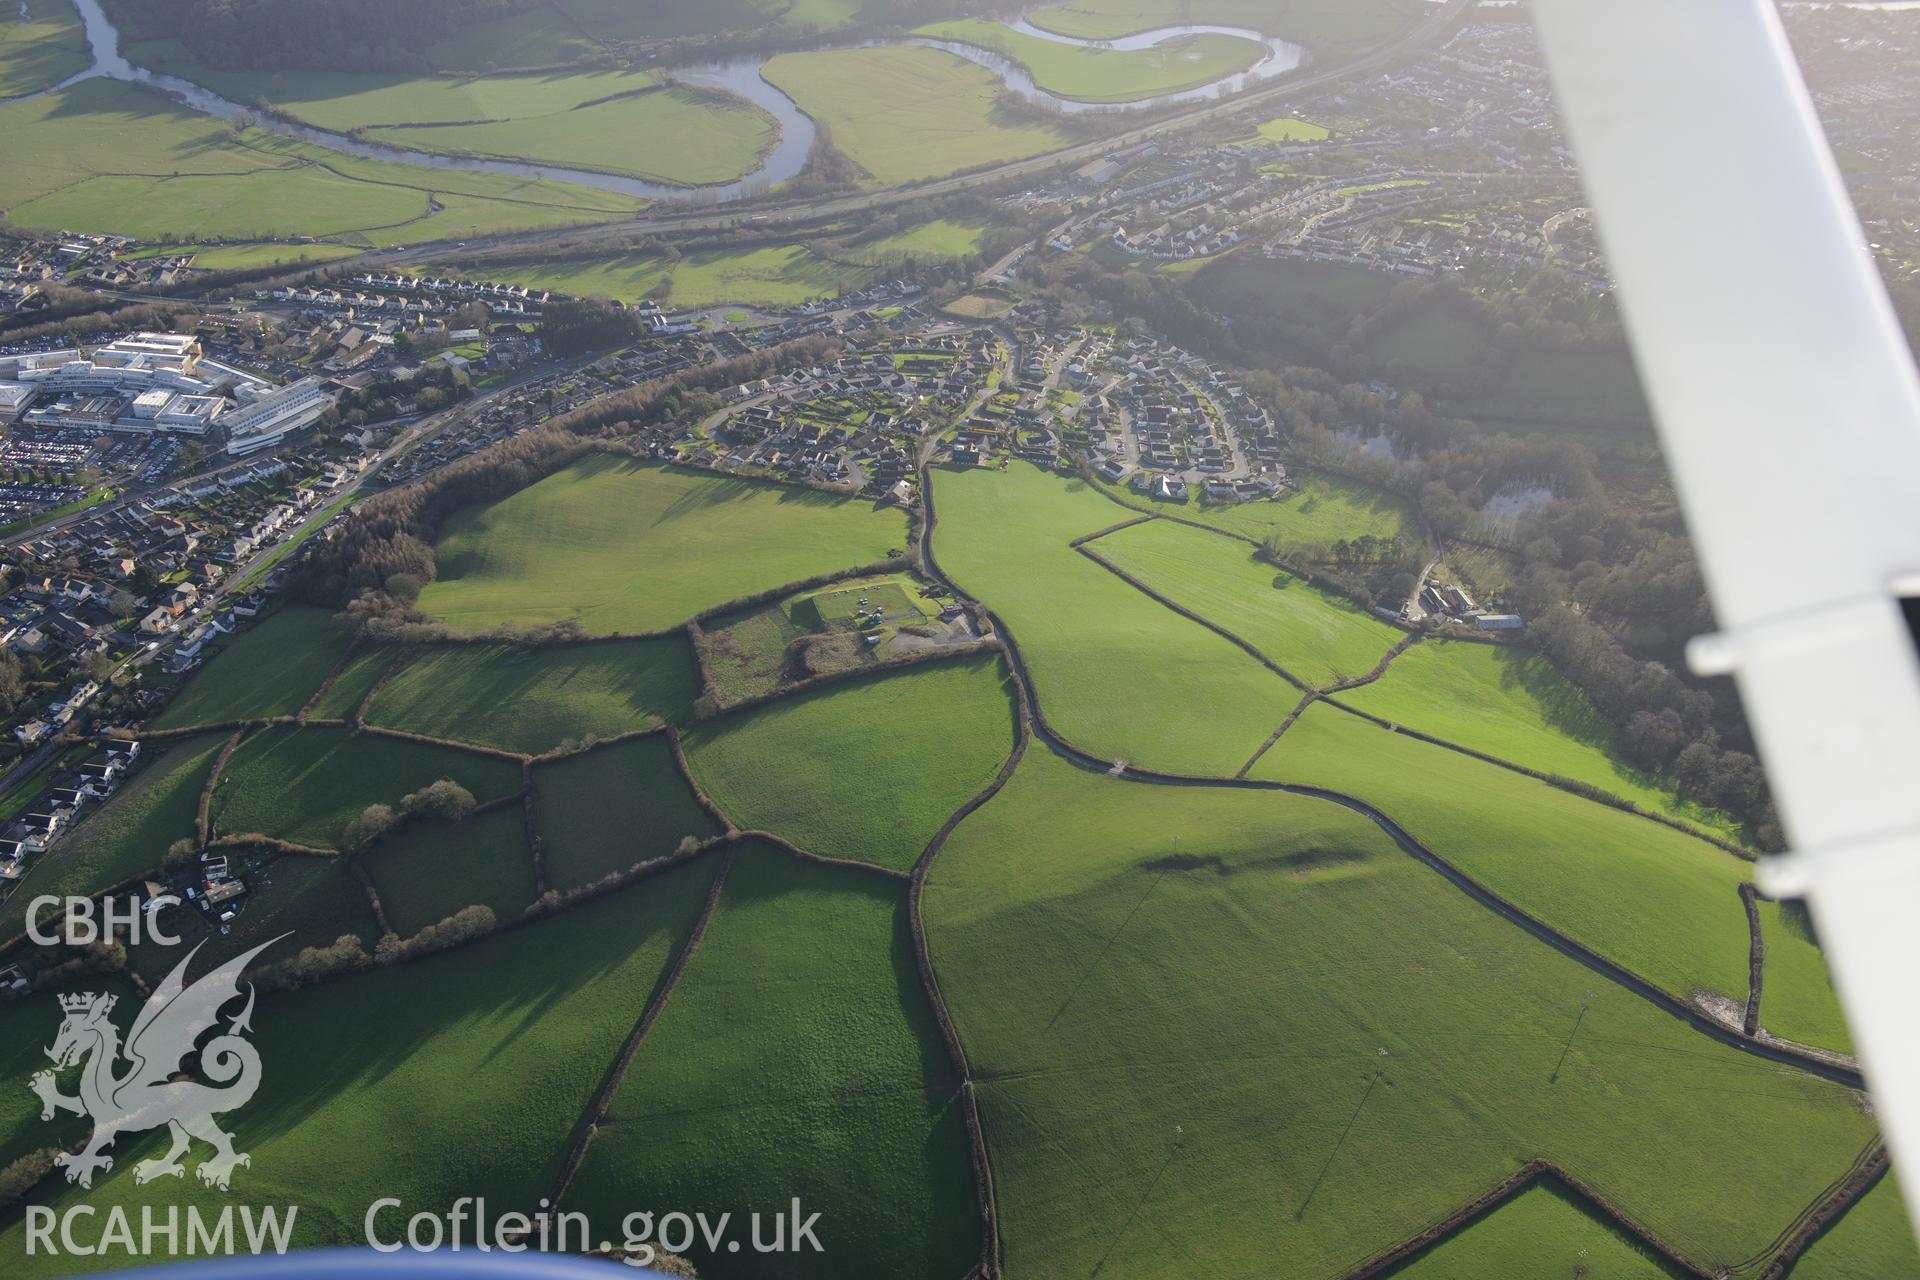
[1530,0,1920,1232]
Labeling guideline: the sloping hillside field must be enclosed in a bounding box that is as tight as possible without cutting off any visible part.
[921,748,1871,1279]
[0,443,1888,1278]
[932,463,1299,774]
[419,458,906,634]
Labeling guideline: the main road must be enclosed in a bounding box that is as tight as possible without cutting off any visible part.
[366,0,1478,268]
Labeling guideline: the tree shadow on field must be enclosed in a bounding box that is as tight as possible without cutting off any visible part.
[222,857,721,1154]
[384,637,697,742]
[1486,645,1615,746]
[1142,845,1370,878]
[636,459,861,523]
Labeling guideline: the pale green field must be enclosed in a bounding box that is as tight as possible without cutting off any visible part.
[1250,115,1331,142]
[1388,1179,1687,1278]
[1755,899,1853,1056]
[188,242,367,269]
[916,19,1265,103]
[365,639,699,755]
[933,462,1299,776]
[461,212,992,307]
[924,746,1874,1280]
[1254,704,1754,1003]
[1790,1176,1920,1280]
[127,55,773,186]
[564,844,981,1280]
[0,0,87,97]
[683,656,1016,871]
[1093,467,1421,550]
[1340,638,1739,837]
[420,457,906,635]
[0,79,637,242]
[863,216,991,260]
[1091,516,1402,688]
[464,241,875,309]
[762,45,1072,187]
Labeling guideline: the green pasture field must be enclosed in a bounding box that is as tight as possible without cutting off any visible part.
[564,843,981,1280]
[1090,517,1401,688]
[459,241,877,309]
[0,980,136,1170]
[0,79,637,243]
[933,463,1299,775]
[862,216,990,261]
[127,855,379,984]
[306,646,394,721]
[1472,348,1654,426]
[187,242,367,270]
[1023,0,1417,47]
[682,656,1015,871]
[0,0,87,97]
[916,19,1266,103]
[531,736,722,891]
[1339,638,1738,837]
[14,160,426,243]
[419,457,905,636]
[761,45,1072,187]
[0,737,222,942]
[1252,704,1754,1002]
[213,726,521,849]
[1340,178,1434,197]
[0,858,720,1267]
[1386,1178,1688,1279]
[921,746,1875,1280]
[366,639,698,755]
[1790,1176,1920,1279]
[124,55,772,187]
[365,808,536,937]
[1248,115,1331,142]
[1366,303,1488,375]
[1755,899,1853,1056]
[1097,468,1420,551]
[150,606,350,730]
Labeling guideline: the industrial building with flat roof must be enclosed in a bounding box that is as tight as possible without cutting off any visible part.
[1,333,328,450]
[223,377,334,456]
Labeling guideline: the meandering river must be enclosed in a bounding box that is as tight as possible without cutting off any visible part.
[14,0,1303,202]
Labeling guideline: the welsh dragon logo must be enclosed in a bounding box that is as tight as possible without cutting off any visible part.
[31,937,282,1192]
